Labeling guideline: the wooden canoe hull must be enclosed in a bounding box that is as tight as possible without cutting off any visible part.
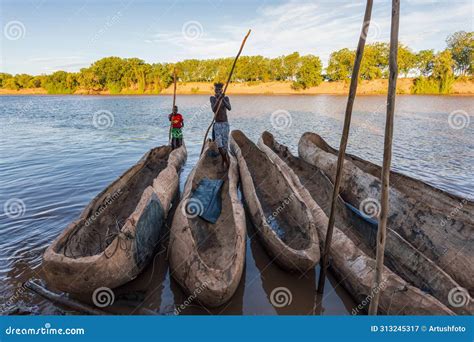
[298,132,474,296]
[230,130,320,272]
[261,132,455,315]
[169,141,246,308]
[42,145,187,294]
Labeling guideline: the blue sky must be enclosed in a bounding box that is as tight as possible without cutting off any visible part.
[1,0,473,75]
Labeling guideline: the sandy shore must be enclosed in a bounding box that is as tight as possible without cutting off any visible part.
[1,79,473,96]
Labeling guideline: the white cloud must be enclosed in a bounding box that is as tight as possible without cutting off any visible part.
[28,56,89,73]
[148,0,473,66]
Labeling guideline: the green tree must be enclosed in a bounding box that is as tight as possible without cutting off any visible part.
[89,57,126,90]
[432,49,455,93]
[282,52,300,80]
[213,58,233,83]
[269,56,285,81]
[147,63,172,93]
[3,78,19,90]
[0,73,13,88]
[44,71,77,94]
[326,48,354,81]
[415,50,435,77]
[28,75,46,88]
[446,31,473,75]
[413,49,455,94]
[78,68,98,91]
[398,45,416,77]
[235,55,270,82]
[176,59,202,82]
[14,74,33,88]
[122,58,148,93]
[294,54,323,89]
[360,43,389,80]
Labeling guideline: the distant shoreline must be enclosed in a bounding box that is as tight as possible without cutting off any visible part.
[1,79,473,96]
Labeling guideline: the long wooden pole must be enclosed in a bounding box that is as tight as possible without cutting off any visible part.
[172,69,177,108]
[200,29,251,155]
[317,0,374,294]
[368,0,400,315]
[168,69,177,145]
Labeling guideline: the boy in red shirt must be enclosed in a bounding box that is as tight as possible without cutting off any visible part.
[168,105,184,149]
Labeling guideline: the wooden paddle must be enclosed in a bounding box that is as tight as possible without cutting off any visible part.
[317,0,373,294]
[199,29,251,155]
[368,0,400,315]
[168,68,177,145]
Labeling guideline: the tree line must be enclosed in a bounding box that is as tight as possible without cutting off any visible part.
[0,31,471,94]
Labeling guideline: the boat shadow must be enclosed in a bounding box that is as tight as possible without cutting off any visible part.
[246,221,319,315]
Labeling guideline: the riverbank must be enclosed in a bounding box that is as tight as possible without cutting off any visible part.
[1,78,473,96]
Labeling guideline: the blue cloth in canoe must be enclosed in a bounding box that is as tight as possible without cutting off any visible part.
[190,178,224,224]
[344,201,378,227]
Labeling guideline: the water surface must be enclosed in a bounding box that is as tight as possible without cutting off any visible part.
[0,94,472,315]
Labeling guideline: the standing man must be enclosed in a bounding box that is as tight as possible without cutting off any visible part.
[210,83,231,168]
[168,105,184,149]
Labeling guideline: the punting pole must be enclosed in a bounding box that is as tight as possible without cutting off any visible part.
[168,69,178,145]
[368,0,400,315]
[317,0,374,294]
[200,29,251,155]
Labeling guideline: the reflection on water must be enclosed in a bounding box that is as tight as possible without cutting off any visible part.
[0,95,472,315]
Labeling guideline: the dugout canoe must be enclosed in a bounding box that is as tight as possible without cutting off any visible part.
[43,145,187,294]
[260,132,456,315]
[169,140,246,307]
[298,132,474,296]
[230,130,320,272]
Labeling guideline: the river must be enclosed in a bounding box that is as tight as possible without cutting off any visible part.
[0,94,472,315]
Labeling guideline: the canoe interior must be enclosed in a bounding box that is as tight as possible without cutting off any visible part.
[302,132,474,220]
[188,143,236,270]
[262,132,474,314]
[55,146,171,258]
[232,130,310,250]
[298,132,474,295]
[261,133,368,251]
[263,131,455,261]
